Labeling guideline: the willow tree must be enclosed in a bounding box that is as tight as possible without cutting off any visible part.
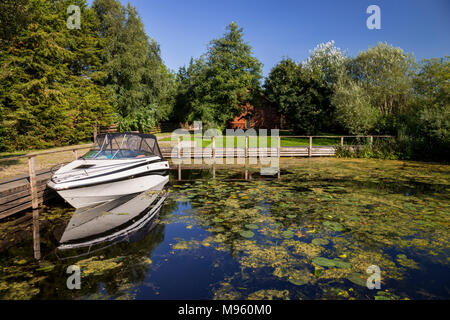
[348,43,416,116]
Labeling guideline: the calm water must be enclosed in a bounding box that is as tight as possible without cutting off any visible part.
[0,158,449,300]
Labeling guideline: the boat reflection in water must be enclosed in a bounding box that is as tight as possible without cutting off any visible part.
[57,179,169,255]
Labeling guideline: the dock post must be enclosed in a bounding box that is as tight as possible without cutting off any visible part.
[212,136,216,160]
[93,125,97,142]
[177,136,181,159]
[28,156,41,260]
[278,135,281,159]
[245,135,248,158]
[309,136,312,157]
[28,156,38,210]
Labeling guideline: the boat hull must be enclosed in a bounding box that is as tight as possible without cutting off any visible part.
[53,174,169,209]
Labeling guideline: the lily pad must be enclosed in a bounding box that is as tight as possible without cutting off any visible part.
[347,273,367,287]
[374,291,400,300]
[281,230,294,239]
[312,238,329,246]
[212,217,224,223]
[239,230,255,238]
[331,259,351,269]
[286,214,297,219]
[311,257,351,269]
[245,224,259,230]
[374,295,391,300]
[36,261,55,272]
[289,278,308,286]
[312,257,337,268]
[323,221,345,232]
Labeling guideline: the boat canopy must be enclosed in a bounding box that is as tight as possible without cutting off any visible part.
[83,133,163,160]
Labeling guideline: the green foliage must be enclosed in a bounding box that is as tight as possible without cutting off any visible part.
[348,42,416,117]
[332,77,378,134]
[0,0,116,150]
[264,58,332,134]
[0,0,175,151]
[412,57,449,144]
[332,43,416,136]
[304,40,347,88]
[93,0,175,132]
[335,138,399,160]
[173,22,262,130]
[396,57,450,160]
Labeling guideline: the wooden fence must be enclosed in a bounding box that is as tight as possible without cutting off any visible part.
[0,145,92,221]
[0,135,392,221]
[161,135,393,158]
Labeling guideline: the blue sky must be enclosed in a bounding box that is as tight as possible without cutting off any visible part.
[106,0,449,75]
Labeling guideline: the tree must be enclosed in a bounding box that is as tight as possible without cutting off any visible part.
[264,58,331,134]
[405,57,450,158]
[330,43,417,135]
[93,0,175,132]
[0,0,115,150]
[304,40,347,87]
[173,22,262,130]
[332,77,379,134]
[348,43,416,117]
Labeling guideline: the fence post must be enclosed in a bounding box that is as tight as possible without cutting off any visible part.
[245,135,248,158]
[73,149,78,160]
[278,135,281,160]
[177,136,181,159]
[308,136,312,157]
[340,136,344,147]
[93,125,97,142]
[212,136,216,159]
[370,136,373,150]
[28,156,38,210]
[28,156,40,260]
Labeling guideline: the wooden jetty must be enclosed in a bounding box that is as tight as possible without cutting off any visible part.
[0,135,392,220]
[0,145,92,220]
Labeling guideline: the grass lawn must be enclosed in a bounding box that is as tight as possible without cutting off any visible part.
[160,134,353,147]
[0,144,92,180]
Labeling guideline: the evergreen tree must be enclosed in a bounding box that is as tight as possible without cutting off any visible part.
[173,22,262,130]
[264,58,331,134]
[93,0,174,132]
[0,0,115,150]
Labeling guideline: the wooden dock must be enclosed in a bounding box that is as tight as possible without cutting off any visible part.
[0,135,392,220]
[0,168,56,220]
[0,145,91,220]
[160,146,339,158]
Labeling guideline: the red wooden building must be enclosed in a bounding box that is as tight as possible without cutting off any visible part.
[227,98,285,130]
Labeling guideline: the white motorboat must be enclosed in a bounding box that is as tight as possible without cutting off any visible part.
[58,186,168,251]
[47,132,169,208]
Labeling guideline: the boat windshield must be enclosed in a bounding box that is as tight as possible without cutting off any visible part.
[82,133,163,160]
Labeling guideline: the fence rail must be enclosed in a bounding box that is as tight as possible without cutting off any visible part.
[0,135,393,220]
[162,135,393,158]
